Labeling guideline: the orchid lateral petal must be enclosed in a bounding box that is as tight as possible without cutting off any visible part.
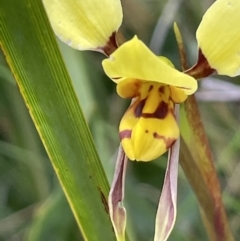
[102,36,197,95]
[108,146,127,241]
[117,78,142,98]
[170,86,187,103]
[196,0,240,77]
[154,105,180,241]
[43,0,123,51]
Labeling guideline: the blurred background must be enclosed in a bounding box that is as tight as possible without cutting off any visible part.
[1,0,240,240]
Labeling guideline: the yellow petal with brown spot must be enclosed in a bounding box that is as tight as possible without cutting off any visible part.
[119,83,179,161]
[132,114,179,161]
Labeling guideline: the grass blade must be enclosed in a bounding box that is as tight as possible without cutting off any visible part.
[0,1,116,240]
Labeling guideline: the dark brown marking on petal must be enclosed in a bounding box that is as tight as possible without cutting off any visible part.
[148,85,153,92]
[119,129,132,140]
[158,86,165,94]
[145,130,149,133]
[154,101,169,119]
[98,32,118,56]
[141,101,169,119]
[153,132,176,149]
[134,99,146,117]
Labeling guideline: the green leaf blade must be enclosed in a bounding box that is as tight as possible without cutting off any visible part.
[0,1,116,240]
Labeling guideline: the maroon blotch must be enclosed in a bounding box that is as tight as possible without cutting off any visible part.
[148,85,153,92]
[153,132,176,149]
[158,86,165,94]
[141,101,169,119]
[119,130,132,140]
[134,99,146,117]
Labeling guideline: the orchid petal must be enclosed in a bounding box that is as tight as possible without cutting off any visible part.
[170,86,187,103]
[43,0,123,51]
[108,146,127,241]
[154,105,179,241]
[196,0,240,76]
[102,36,197,95]
[116,78,142,98]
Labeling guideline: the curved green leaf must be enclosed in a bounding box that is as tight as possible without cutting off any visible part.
[0,1,116,240]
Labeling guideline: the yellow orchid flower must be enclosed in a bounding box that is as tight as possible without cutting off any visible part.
[42,0,123,53]
[42,1,240,240]
[103,36,197,161]
[42,0,240,162]
[196,0,240,77]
